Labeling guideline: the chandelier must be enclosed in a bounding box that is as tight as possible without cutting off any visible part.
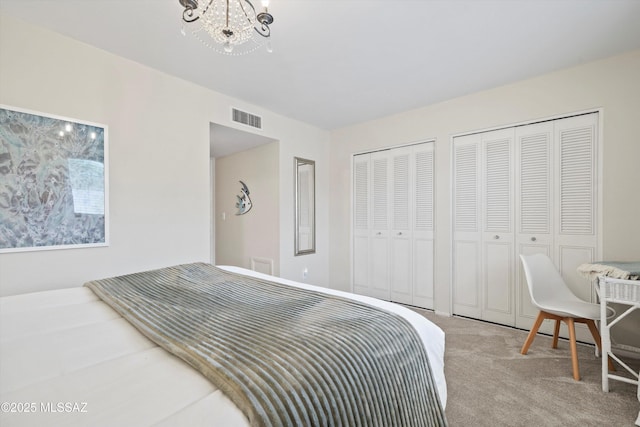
[179,0,274,55]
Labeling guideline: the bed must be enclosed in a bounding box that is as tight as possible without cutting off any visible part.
[0,264,447,426]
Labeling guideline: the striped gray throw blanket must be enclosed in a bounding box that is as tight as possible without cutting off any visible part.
[85,263,447,427]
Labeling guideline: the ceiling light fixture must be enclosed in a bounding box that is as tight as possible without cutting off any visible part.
[179,0,274,55]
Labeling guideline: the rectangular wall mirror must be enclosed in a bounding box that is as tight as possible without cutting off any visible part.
[294,157,315,256]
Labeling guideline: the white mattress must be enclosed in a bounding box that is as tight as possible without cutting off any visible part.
[0,266,446,426]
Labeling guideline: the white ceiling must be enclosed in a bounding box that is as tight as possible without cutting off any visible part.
[2,0,640,134]
[210,122,277,158]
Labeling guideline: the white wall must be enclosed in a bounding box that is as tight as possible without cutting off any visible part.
[0,14,330,296]
[278,128,330,286]
[329,50,640,314]
[215,142,280,273]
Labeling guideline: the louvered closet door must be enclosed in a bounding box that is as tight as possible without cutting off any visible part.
[369,150,392,300]
[515,121,554,331]
[452,134,482,318]
[481,129,515,325]
[352,143,435,308]
[452,112,600,331]
[412,144,435,309]
[352,154,370,296]
[554,113,598,305]
[390,146,413,305]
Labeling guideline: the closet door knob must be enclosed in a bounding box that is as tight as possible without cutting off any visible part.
[494,235,500,240]
[531,237,537,242]
[376,232,382,236]
[397,232,403,236]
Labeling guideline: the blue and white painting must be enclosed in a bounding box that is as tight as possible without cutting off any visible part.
[0,106,108,252]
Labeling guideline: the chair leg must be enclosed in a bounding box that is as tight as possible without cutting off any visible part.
[585,319,616,372]
[552,319,561,349]
[566,318,581,381]
[521,311,545,355]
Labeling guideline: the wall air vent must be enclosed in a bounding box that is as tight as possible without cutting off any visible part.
[232,108,262,130]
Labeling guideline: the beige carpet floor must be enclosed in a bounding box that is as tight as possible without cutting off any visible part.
[414,309,639,427]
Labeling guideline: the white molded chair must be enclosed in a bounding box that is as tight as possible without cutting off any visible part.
[519,253,614,381]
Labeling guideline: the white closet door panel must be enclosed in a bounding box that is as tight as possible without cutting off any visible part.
[482,129,513,233]
[453,135,482,317]
[483,241,515,324]
[453,240,482,318]
[454,135,480,233]
[353,156,370,232]
[515,122,554,330]
[553,114,597,341]
[481,129,515,325]
[413,144,435,308]
[413,237,434,308]
[555,114,597,238]
[370,235,390,299]
[453,136,481,315]
[415,148,434,232]
[453,134,481,239]
[371,152,391,231]
[369,151,391,299]
[352,235,369,294]
[352,155,370,296]
[390,148,412,303]
[390,237,412,304]
[516,122,553,236]
[558,130,594,235]
[391,150,411,231]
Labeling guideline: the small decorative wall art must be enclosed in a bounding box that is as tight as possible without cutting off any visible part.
[235,180,252,215]
[0,105,108,253]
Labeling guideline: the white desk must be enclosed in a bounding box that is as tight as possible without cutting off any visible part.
[598,276,640,392]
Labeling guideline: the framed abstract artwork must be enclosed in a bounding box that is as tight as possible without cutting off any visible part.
[0,105,108,253]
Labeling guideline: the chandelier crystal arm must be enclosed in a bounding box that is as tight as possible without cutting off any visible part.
[239,0,256,26]
[179,0,200,22]
[255,10,273,37]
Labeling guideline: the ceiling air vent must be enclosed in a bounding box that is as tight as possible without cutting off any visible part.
[232,108,262,130]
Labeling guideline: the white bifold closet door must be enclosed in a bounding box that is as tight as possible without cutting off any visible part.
[452,128,515,325]
[453,113,599,341]
[352,142,435,309]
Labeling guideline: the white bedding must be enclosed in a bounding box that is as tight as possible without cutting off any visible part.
[0,266,446,426]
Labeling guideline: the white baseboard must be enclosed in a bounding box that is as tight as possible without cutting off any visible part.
[612,343,640,360]
[435,310,452,317]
